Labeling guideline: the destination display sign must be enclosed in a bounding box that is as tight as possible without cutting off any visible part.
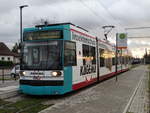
[24,30,62,41]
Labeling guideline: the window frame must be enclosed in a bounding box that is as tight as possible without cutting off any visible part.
[99,48,105,67]
[21,40,63,70]
[64,41,77,66]
[82,44,96,65]
[7,57,10,61]
[1,57,5,61]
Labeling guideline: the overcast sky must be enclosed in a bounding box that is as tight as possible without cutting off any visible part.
[0,0,150,57]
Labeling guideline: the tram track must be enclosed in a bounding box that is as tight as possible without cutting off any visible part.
[0,92,24,109]
[0,94,55,113]
[0,86,95,113]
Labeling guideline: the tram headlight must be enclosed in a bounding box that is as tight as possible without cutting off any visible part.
[20,71,26,76]
[51,71,62,77]
[23,71,26,75]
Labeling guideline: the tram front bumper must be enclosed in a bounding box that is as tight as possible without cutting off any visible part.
[19,80,65,95]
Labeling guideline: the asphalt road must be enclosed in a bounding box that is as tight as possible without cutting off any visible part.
[39,65,147,113]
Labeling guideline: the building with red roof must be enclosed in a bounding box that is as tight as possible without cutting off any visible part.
[0,42,20,64]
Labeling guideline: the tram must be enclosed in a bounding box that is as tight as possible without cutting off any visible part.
[19,23,131,95]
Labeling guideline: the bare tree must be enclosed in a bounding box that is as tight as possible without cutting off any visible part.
[11,42,20,53]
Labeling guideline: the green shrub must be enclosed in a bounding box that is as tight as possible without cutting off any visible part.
[0,60,14,67]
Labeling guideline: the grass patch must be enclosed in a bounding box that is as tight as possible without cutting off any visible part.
[148,65,150,113]
[0,76,19,81]
[148,65,150,91]
[0,98,53,113]
[0,99,10,106]
[0,78,16,81]
[19,104,50,113]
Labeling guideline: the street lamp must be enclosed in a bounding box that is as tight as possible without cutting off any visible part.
[20,5,28,43]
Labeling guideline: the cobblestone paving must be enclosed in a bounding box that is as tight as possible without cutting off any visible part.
[127,69,149,113]
[0,80,19,99]
[39,65,148,113]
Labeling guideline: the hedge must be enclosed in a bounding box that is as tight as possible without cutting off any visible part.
[0,61,14,67]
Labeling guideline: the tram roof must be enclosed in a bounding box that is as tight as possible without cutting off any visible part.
[29,23,118,49]
[35,22,88,32]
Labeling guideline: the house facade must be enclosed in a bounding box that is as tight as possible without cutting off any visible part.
[0,42,20,64]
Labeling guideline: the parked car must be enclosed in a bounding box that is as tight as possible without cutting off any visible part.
[10,65,20,78]
[131,58,141,64]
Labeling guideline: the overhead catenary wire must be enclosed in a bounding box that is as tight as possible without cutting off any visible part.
[128,36,150,38]
[125,26,150,38]
[78,0,117,39]
[125,26,150,30]
[79,0,109,26]
[79,0,123,29]
[79,0,123,39]
[96,0,123,27]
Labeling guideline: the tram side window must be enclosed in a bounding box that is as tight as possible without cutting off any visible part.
[124,57,127,65]
[64,41,76,66]
[82,44,96,65]
[99,49,105,67]
[90,46,96,64]
[112,57,115,65]
[83,44,89,65]
[122,56,125,64]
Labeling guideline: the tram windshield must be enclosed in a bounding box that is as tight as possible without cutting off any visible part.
[21,40,62,70]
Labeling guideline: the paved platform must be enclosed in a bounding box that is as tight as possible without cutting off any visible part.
[0,80,19,88]
[0,80,19,99]
[0,86,18,91]
[39,65,149,113]
[126,67,149,113]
